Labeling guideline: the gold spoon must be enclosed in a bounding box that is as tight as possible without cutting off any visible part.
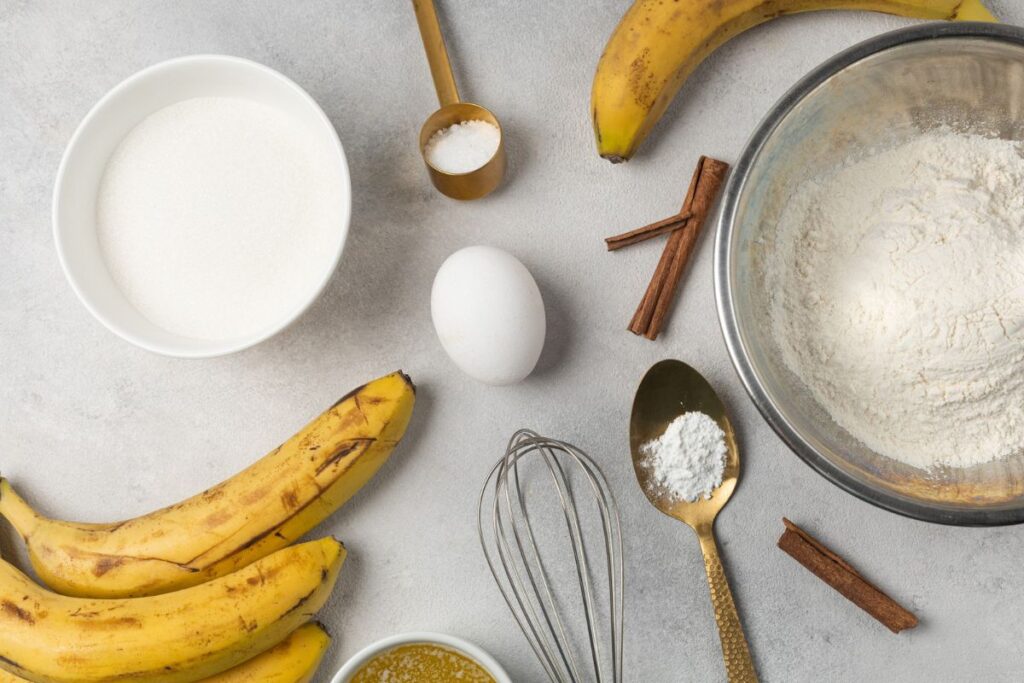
[630,359,757,682]
[412,0,506,200]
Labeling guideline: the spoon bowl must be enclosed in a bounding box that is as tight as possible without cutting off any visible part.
[630,359,757,682]
[418,101,505,200]
[630,359,740,529]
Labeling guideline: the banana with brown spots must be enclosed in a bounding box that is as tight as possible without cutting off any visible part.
[0,537,343,683]
[0,621,331,683]
[0,371,414,598]
[591,0,996,162]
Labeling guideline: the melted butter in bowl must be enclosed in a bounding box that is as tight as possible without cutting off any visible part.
[333,633,511,683]
[351,643,495,682]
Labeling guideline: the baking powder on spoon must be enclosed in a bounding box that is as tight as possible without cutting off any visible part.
[640,412,727,502]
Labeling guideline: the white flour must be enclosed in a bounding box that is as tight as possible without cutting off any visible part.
[768,131,1024,469]
[97,97,342,340]
[640,412,726,501]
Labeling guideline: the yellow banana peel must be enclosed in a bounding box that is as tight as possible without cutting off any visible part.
[592,0,997,162]
[0,621,331,683]
[0,537,344,683]
[0,371,414,598]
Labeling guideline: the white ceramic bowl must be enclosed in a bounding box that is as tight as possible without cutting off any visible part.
[53,55,351,358]
[331,632,513,683]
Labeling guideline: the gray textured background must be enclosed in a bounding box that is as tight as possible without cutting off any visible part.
[2,2,1022,681]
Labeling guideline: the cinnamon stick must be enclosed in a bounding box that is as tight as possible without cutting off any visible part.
[778,518,918,634]
[628,160,706,335]
[605,210,693,251]
[628,229,676,332]
[628,156,729,338]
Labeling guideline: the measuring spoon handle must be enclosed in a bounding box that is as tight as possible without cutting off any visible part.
[697,527,758,683]
[412,0,460,107]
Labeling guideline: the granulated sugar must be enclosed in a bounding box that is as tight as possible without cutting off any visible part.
[424,120,500,174]
[97,96,343,341]
[640,412,727,502]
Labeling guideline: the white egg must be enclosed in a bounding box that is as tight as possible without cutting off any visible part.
[431,246,546,386]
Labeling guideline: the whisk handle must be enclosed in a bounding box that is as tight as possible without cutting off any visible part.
[697,527,758,683]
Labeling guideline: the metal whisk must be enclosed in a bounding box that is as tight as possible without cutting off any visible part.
[478,430,624,683]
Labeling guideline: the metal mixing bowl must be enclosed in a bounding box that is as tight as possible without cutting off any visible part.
[716,23,1024,526]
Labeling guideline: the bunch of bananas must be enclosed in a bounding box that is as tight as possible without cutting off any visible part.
[591,0,996,162]
[0,371,416,683]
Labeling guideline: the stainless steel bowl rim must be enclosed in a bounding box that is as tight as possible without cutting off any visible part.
[715,22,1024,526]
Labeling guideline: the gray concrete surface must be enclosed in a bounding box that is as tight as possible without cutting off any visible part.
[2,2,1022,681]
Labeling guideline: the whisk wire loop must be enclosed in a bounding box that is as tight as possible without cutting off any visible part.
[508,440,584,680]
[479,430,624,683]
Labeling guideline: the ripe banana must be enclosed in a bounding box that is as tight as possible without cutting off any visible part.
[210,622,331,683]
[0,537,344,683]
[591,0,997,162]
[0,371,414,598]
[0,621,331,683]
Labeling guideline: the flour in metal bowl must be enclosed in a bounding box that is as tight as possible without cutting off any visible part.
[766,131,1024,470]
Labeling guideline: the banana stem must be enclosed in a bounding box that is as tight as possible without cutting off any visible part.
[0,479,41,538]
[956,0,997,22]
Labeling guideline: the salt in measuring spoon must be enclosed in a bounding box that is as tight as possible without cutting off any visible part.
[413,0,506,200]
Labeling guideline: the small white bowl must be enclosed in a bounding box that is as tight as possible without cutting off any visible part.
[331,632,513,683]
[53,55,351,358]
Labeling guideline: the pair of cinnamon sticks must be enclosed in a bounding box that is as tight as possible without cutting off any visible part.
[606,156,730,340]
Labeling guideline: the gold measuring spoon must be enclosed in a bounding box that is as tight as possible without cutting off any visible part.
[412,0,506,200]
[630,359,757,682]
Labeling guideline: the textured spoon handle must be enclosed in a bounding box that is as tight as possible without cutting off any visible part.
[698,528,758,682]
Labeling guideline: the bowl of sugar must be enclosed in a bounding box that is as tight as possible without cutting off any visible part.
[54,55,350,357]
